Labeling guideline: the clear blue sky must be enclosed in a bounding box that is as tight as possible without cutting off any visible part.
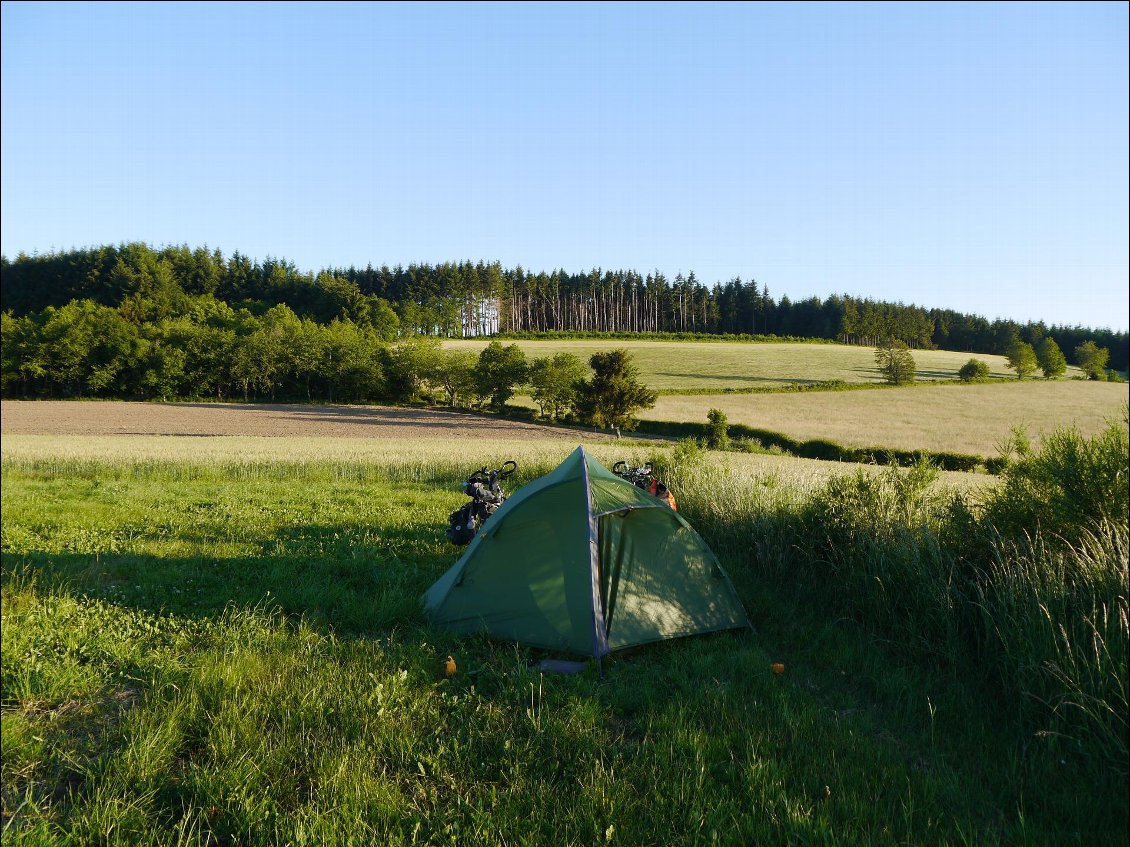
[2,1,1127,331]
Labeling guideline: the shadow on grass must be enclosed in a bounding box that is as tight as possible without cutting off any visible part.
[162,401,579,435]
[5,529,1125,846]
[654,372,813,385]
[2,517,763,670]
[1,522,447,638]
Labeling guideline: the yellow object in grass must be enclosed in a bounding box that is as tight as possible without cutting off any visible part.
[444,655,457,677]
[771,662,785,674]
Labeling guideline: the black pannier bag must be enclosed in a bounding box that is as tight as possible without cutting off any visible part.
[446,502,479,546]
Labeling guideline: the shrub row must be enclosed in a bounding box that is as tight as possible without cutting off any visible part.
[635,418,1007,473]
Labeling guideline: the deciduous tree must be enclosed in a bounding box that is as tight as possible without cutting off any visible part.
[529,353,588,421]
[874,338,916,385]
[1005,338,1038,380]
[437,349,478,407]
[1036,337,1067,379]
[1074,340,1110,380]
[474,341,529,409]
[384,335,444,402]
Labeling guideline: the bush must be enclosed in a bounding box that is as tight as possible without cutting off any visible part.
[669,418,1128,786]
[798,439,845,461]
[647,437,706,493]
[793,446,1128,776]
[799,460,962,652]
[730,436,782,455]
[986,417,1130,548]
[706,408,729,449]
[958,358,990,382]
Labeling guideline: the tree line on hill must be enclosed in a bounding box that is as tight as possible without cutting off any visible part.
[0,289,658,428]
[1,243,1125,384]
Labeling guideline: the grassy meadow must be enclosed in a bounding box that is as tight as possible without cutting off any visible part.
[2,430,1127,845]
[443,339,1043,391]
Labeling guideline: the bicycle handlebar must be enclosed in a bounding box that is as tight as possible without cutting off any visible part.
[467,460,518,485]
[613,461,652,478]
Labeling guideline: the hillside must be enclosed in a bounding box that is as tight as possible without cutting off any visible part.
[3,243,1127,370]
[444,338,1029,389]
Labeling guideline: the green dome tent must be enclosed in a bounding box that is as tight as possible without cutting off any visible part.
[422,447,750,657]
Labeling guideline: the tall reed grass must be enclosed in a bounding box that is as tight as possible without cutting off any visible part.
[653,418,1129,781]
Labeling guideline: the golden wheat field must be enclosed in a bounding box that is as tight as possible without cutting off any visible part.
[649,380,1128,456]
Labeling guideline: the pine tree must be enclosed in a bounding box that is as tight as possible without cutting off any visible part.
[574,350,657,431]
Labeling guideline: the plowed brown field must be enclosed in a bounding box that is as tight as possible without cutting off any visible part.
[0,401,597,441]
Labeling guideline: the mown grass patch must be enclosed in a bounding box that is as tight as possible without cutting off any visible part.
[443,339,1034,391]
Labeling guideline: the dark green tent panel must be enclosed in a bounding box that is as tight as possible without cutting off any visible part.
[422,447,750,656]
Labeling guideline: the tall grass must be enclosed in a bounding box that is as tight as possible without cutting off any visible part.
[976,527,1128,776]
[654,418,1129,784]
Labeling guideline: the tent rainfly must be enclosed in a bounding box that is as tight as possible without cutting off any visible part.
[422,447,751,657]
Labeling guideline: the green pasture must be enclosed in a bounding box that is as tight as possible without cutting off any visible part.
[2,435,1125,845]
[443,339,1057,391]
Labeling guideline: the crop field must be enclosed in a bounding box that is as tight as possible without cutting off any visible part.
[442,339,1040,390]
[0,401,998,494]
[441,338,1120,460]
[0,434,996,499]
[3,403,1127,845]
[0,401,601,441]
[651,380,1130,456]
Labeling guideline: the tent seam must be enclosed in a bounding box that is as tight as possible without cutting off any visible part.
[580,447,611,658]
